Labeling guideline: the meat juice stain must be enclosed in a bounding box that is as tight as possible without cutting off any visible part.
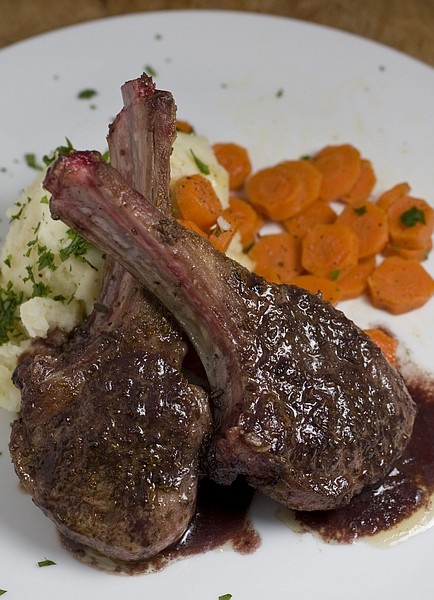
[61,477,259,575]
[292,369,434,544]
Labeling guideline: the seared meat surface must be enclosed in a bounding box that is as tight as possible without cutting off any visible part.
[45,150,417,511]
[9,76,211,561]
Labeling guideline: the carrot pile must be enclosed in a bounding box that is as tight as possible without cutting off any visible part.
[172,127,434,316]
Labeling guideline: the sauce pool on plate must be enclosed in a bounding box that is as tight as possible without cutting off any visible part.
[290,368,434,544]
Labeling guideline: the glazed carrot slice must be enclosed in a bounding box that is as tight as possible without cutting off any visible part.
[383,239,433,262]
[208,211,240,253]
[245,159,321,221]
[301,223,359,280]
[342,158,376,205]
[364,328,398,365]
[174,173,222,231]
[386,195,434,251]
[245,165,303,221]
[367,256,434,314]
[336,201,388,258]
[376,182,411,211]
[337,255,376,301]
[249,232,302,284]
[213,142,252,190]
[276,159,323,212]
[283,199,336,240]
[311,144,361,202]
[178,218,208,238]
[290,274,341,305]
[228,196,263,249]
[176,119,195,133]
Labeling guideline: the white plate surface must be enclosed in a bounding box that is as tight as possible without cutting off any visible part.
[0,9,433,600]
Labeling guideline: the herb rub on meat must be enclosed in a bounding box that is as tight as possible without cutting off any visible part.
[45,148,416,512]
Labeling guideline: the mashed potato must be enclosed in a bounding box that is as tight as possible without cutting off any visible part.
[0,133,253,412]
[0,170,105,411]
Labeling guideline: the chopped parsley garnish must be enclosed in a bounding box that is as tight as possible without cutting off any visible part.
[77,88,98,100]
[37,558,56,567]
[34,281,52,296]
[3,255,11,268]
[0,282,24,344]
[330,269,341,280]
[190,149,210,175]
[353,206,367,216]
[59,229,92,263]
[23,265,52,298]
[37,245,57,272]
[10,196,32,221]
[145,64,158,77]
[43,138,74,166]
[218,595,232,600]
[11,204,24,221]
[24,153,43,171]
[276,88,284,98]
[25,238,37,257]
[0,589,7,596]
[400,206,426,227]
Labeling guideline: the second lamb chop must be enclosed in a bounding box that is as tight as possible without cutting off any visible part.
[45,148,417,512]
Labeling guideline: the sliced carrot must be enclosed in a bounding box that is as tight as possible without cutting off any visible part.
[228,196,263,249]
[176,119,195,133]
[283,199,336,240]
[364,328,398,365]
[367,256,434,314]
[174,173,222,231]
[208,211,239,253]
[376,182,411,211]
[177,218,208,238]
[245,164,303,221]
[276,159,323,212]
[342,158,376,205]
[383,239,433,262]
[290,274,341,305]
[301,223,359,280]
[245,159,322,221]
[337,255,376,300]
[249,232,302,284]
[213,142,252,190]
[386,195,434,251]
[336,201,388,258]
[311,144,361,202]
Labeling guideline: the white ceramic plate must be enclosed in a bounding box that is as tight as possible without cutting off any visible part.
[1,10,433,600]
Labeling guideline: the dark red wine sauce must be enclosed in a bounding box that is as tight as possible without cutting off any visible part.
[61,477,259,575]
[295,368,434,543]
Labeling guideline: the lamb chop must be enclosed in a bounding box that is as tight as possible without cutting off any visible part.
[45,149,417,512]
[9,75,211,562]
